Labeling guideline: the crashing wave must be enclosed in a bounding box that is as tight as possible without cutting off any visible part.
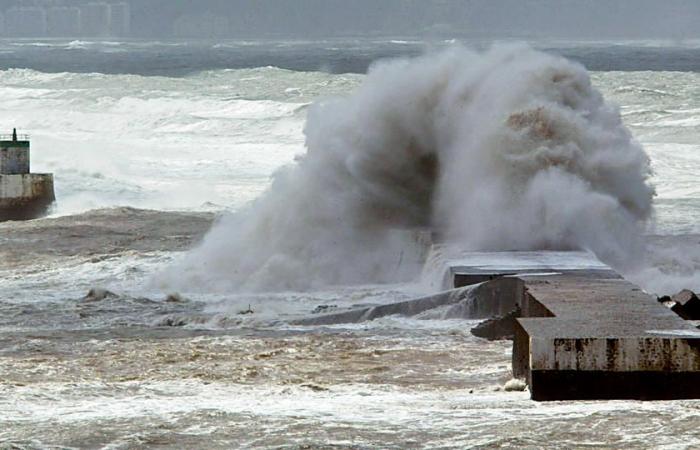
[160,44,654,292]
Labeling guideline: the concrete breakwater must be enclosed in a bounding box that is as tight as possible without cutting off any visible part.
[0,134,55,221]
[296,249,700,401]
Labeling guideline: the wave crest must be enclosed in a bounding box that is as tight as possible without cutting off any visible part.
[160,45,655,292]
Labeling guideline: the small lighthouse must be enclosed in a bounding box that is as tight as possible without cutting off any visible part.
[0,130,55,221]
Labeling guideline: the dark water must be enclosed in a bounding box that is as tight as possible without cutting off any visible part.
[1,38,700,75]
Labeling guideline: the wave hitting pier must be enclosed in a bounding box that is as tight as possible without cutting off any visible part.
[297,249,700,401]
[0,134,55,221]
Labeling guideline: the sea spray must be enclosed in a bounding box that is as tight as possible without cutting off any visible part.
[160,45,655,292]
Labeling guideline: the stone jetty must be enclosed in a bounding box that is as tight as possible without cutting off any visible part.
[296,248,700,401]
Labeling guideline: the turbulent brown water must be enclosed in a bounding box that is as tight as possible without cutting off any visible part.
[4,40,700,448]
[3,209,700,448]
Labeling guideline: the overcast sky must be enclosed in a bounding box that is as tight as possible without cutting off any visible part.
[127,0,700,39]
[3,0,700,40]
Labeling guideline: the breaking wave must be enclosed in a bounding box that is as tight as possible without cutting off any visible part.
[161,45,655,292]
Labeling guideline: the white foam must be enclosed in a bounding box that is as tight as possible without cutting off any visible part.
[3,380,699,448]
[0,67,337,216]
[164,45,654,293]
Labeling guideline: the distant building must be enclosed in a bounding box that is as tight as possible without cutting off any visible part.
[6,7,47,37]
[47,7,81,37]
[80,2,109,37]
[108,2,130,37]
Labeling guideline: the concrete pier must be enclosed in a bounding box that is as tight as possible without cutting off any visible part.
[300,247,700,401]
[440,249,700,401]
[0,134,55,221]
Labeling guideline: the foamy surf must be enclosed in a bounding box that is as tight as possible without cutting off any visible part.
[160,45,653,293]
[4,40,700,449]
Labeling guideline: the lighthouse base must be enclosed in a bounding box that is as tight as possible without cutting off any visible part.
[0,174,55,221]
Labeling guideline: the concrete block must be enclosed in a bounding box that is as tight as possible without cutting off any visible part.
[470,306,521,341]
[671,290,700,320]
[0,173,55,220]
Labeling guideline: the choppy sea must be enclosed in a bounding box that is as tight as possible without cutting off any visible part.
[2,39,700,448]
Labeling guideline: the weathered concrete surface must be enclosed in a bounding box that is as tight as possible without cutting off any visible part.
[429,247,613,290]
[439,249,700,401]
[0,173,55,221]
[517,274,700,400]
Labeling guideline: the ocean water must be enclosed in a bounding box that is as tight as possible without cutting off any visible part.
[0,39,696,231]
[2,39,700,448]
